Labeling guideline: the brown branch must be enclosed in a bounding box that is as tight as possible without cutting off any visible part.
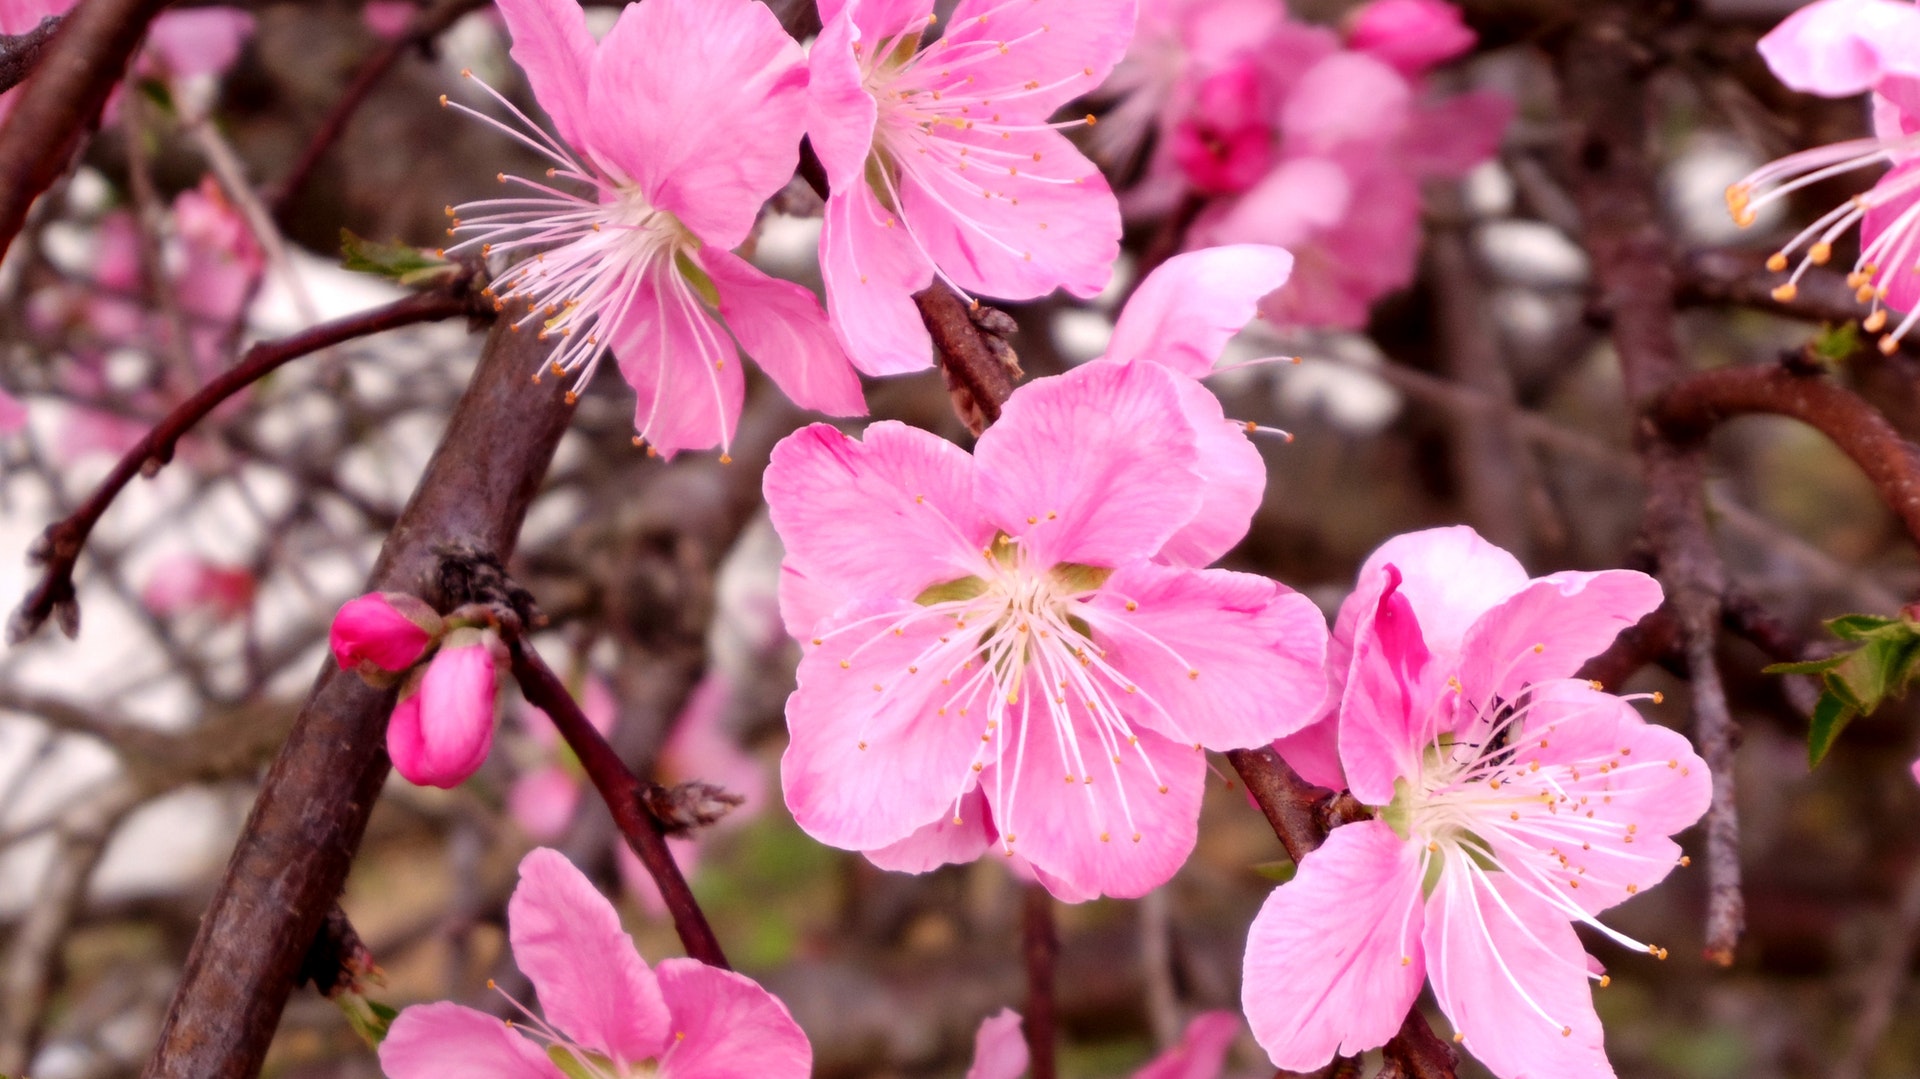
[504,635,729,968]
[10,289,482,644]
[1652,361,1920,551]
[0,15,62,95]
[141,319,575,1079]
[269,0,491,221]
[0,0,174,263]
[1558,6,1744,965]
[1022,882,1059,1079]
[1678,248,1872,326]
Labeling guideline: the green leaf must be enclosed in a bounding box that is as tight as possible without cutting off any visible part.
[1825,613,1901,641]
[1807,691,1857,769]
[1762,655,1847,676]
[1250,858,1297,883]
[1811,321,1861,364]
[337,994,398,1047]
[339,229,457,287]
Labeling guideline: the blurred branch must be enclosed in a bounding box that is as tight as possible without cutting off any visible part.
[1832,855,1920,1079]
[1023,884,1059,1079]
[0,15,61,94]
[1678,248,1872,326]
[10,288,484,644]
[141,320,574,1079]
[0,0,173,262]
[1558,5,1743,966]
[505,634,730,969]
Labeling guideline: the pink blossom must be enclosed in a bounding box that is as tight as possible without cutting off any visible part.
[806,0,1129,375]
[330,592,444,680]
[509,676,616,841]
[387,627,503,788]
[965,1008,1242,1079]
[1732,0,1920,351]
[1246,526,1712,1079]
[1343,0,1475,77]
[448,0,863,458]
[380,847,810,1079]
[766,359,1327,901]
[362,0,416,39]
[1168,62,1274,195]
[0,388,24,434]
[138,8,257,82]
[140,556,256,620]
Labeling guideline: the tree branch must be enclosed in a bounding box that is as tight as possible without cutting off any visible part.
[140,319,575,1079]
[0,16,62,96]
[1023,883,1059,1079]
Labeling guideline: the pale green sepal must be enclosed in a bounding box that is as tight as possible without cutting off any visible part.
[1050,563,1114,594]
[549,1045,622,1079]
[674,249,722,307]
[916,576,988,605]
[1379,777,1414,841]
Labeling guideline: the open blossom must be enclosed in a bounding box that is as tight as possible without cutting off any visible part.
[1343,0,1476,76]
[967,1008,1243,1079]
[388,627,504,789]
[447,0,862,458]
[1248,526,1712,1079]
[766,358,1327,901]
[380,847,810,1079]
[1729,0,1920,352]
[806,0,1129,374]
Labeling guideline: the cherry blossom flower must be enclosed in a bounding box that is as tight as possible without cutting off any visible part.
[1728,0,1920,352]
[806,0,1129,375]
[388,627,504,789]
[446,0,863,458]
[1343,0,1476,77]
[330,592,444,680]
[1247,526,1712,1079]
[140,556,257,620]
[0,388,24,434]
[965,1008,1243,1079]
[380,847,810,1079]
[766,358,1327,901]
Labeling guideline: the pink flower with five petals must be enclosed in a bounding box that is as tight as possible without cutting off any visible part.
[446,0,864,457]
[806,0,1130,375]
[379,847,810,1079]
[1247,526,1712,1079]
[765,357,1326,902]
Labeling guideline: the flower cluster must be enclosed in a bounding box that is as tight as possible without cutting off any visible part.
[329,592,507,789]
[1094,0,1509,328]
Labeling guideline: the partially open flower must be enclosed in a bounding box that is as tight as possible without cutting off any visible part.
[330,592,444,682]
[387,627,504,789]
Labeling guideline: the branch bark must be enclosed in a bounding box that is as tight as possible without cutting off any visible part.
[0,15,60,95]
[1023,883,1059,1079]
[140,320,574,1079]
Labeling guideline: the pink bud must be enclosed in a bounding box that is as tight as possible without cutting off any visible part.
[388,628,501,789]
[142,556,256,619]
[1170,65,1275,196]
[1345,0,1476,76]
[330,592,442,679]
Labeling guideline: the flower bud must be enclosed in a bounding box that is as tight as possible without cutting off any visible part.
[1344,0,1476,77]
[387,627,502,789]
[331,592,443,683]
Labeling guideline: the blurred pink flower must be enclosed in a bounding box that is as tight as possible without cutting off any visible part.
[141,556,256,620]
[509,676,617,842]
[330,591,444,679]
[1732,0,1920,351]
[767,359,1327,901]
[965,1008,1243,1079]
[388,627,503,789]
[380,847,810,1079]
[1248,526,1711,1079]
[0,388,24,434]
[138,8,256,81]
[1343,0,1475,76]
[806,0,1128,374]
[362,0,415,39]
[448,0,862,458]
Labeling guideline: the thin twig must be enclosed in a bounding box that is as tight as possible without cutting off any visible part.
[10,288,480,643]
[505,635,728,967]
[0,14,61,94]
[1022,882,1059,1079]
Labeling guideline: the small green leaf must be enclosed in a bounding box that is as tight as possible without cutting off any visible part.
[1811,321,1861,364]
[1250,858,1297,883]
[1825,613,1901,641]
[1807,692,1857,769]
[340,229,457,287]
[1762,655,1847,676]
[337,994,398,1047]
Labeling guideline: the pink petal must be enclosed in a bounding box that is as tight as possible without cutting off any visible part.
[965,1008,1031,1079]
[864,787,995,872]
[142,8,255,79]
[972,360,1205,569]
[495,0,597,152]
[764,420,990,636]
[413,636,501,788]
[1423,865,1614,1079]
[1400,90,1513,180]
[1280,52,1410,156]
[1912,756,1920,786]
[806,9,878,189]
[609,269,746,458]
[820,183,938,375]
[386,691,431,784]
[1153,373,1267,567]
[1272,715,1346,790]
[900,127,1119,301]
[698,247,866,418]
[1757,0,1920,97]
[380,1002,564,1079]
[508,848,674,1063]
[1344,0,1476,76]
[1862,160,1920,314]
[0,388,23,433]
[583,0,807,247]
[933,0,1136,117]
[1336,565,1445,805]
[1104,245,1294,377]
[782,599,992,850]
[1131,1010,1241,1079]
[655,958,812,1079]
[983,702,1205,901]
[827,0,937,40]
[330,592,440,674]
[508,766,583,841]
[1456,569,1661,710]
[1082,561,1327,749]
[1337,525,1529,665]
[1242,820,1428,1071]
[1187,157,1353,250]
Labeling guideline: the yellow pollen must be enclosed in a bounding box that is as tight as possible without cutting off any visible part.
[1599,975,1611,987]
[1883,334,1902,355]
[1589,680,1604,690]
[1626,883,1639,894]
[564,391,578,405]
[1125,600,1138,611]
[1131,832,1142,843]
[1860,283,1880,303]
[1100,832,1110,842]
[1453,1033,1466,1044]
[1402,956,1411,966]
[858,741,867,750]
[1680,856,1691,867]
[1157,784,1169,794]
[1811,242,1833,264]
[1085,113,1097,125]
[1765,252,1788,272]
[811,638,822,646]
[1652,691,1664,704]
[840,660,851,669]
[1532,643,1545,654]
[1188,669,1199,680]
[438,94,449,106]
[1772,283,1798,302]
